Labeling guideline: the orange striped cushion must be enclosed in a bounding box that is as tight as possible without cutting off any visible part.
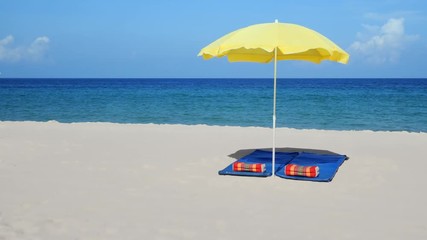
[285,164,319,178]
[232,162,265,173]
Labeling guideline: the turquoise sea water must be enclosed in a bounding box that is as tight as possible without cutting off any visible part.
[0,78,426,132]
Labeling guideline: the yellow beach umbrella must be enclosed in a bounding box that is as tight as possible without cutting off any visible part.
[198,20,349,175]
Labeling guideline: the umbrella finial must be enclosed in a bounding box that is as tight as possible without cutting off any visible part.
[275,19,278,23]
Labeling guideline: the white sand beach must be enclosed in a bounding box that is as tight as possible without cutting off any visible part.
[0,121,426,239]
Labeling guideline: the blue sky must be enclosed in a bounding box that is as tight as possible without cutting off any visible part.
[0,0,426,78]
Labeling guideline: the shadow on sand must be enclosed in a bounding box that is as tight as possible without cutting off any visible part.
[228,147,348,160]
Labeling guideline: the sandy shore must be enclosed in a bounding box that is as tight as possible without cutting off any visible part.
[0,121,426,239]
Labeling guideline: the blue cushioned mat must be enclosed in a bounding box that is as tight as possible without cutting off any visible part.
[275,152,347,182]
[218,150,298,177]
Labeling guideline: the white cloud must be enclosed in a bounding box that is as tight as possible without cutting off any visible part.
[0,35,50,62]
[350,18,419,64]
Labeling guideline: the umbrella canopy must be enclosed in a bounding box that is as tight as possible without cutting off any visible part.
[199,21,349,64]
[198,20,349,175]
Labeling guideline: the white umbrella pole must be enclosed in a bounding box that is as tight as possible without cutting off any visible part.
[272,46,277,176]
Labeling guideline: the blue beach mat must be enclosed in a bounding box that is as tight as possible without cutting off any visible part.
[218,150,299,177]
[275,152,348,182]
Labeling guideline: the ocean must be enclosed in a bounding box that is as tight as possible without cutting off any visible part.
[0,78,426,132]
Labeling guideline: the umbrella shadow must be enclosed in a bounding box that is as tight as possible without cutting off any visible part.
[228,147,348,160]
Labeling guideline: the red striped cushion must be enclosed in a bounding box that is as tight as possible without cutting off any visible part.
[232,162,266,173]
[285,164,319,178]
